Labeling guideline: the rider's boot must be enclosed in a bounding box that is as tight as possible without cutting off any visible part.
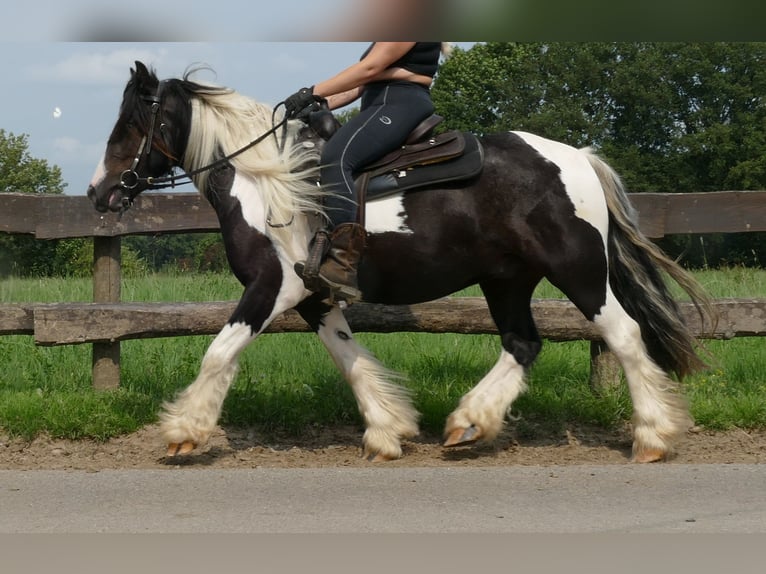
[316,223,365,303]
[294,223,365,304]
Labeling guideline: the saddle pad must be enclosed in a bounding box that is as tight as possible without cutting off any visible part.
[363,133,484,202]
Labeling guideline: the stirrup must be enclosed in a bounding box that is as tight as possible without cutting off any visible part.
[294,230,330,291]
[318,276,362,305]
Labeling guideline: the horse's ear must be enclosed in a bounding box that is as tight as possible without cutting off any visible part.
[132,61,150,80]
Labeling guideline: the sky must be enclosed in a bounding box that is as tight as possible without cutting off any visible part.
[0,42,381,195]
[2,0,759,196]
[0,0,486,195]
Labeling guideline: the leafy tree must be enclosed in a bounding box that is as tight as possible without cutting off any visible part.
[124,233,227,273]
[0,130,150,277]
[431,42,766,267]
[0,130,66,276]
[0,129,66,194]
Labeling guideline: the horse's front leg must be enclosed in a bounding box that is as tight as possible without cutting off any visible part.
[160,319,254,456]
[160,275,298,457]
[296,298,420,461]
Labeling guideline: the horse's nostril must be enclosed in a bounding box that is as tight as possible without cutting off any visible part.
[87,185,109,212]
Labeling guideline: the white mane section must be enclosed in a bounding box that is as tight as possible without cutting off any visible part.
[183,86,325,259]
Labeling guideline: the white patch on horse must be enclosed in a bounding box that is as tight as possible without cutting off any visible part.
[271,253,313,312]
[513,131,609,242]
[89,156,107,189]
[229,173,267,232]
[365,193,412,234]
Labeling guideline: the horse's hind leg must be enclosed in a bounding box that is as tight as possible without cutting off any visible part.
[444,277,542,447]
[550,267,692,462]
[590,288,692,462]
[297,298,419,461]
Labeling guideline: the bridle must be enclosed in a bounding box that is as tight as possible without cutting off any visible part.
[118,86,164,205]
[117,79,290,216]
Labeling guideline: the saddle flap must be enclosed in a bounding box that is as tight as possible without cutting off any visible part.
[364,131,465,177]
[360,132,485,203]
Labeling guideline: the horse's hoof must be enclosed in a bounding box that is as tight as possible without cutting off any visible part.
[631,448,666,463]
[443,425,480,447]
[364,450,397,462]
[166,441,196,457]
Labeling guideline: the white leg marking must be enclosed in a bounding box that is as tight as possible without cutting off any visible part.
[593,288,692,459]
[446,350,527,442]
[317,307,419,459]
[160,322,255,447]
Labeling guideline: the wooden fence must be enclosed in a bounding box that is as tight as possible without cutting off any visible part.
[1,191,765,390]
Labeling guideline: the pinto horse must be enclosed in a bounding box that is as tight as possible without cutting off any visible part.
[88,61,712,462]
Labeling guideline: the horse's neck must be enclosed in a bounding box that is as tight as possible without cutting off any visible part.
[204,163,316,265]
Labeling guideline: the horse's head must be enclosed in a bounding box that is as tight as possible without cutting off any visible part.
[87,61,189,213]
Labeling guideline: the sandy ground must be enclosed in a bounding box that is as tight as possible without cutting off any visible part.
[1,422,765,470]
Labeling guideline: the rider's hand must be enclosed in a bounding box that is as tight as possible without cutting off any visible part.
[284,86,320,119]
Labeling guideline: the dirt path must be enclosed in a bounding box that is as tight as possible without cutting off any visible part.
[2,423,765,470]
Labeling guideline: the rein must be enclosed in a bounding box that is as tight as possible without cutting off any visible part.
[138,117,288,190]
[118,81,289,215]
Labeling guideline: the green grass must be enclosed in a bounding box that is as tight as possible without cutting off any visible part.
[0,267,764,440]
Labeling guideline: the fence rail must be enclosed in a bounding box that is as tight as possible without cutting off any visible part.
[1,298,764,345]
[1,190,764,390]
[2,190,766,239]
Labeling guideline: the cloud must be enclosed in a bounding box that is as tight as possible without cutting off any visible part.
[26,48,168,86]
[271,52,308,74]
[52,137,81,154]
[52,136,106,165]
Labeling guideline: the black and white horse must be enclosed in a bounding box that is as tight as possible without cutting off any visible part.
[88,61,712,462]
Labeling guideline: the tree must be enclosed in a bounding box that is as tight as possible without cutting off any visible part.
[431,42,766,267]
[0,130,67,276]
[0,129,66,194]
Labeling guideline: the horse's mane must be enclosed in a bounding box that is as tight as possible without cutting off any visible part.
[176,69,325,232]
[121,65,323,260]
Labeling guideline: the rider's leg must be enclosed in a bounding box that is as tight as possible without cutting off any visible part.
[296,82,434,302]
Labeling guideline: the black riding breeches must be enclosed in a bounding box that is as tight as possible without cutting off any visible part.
[320,81,435,228]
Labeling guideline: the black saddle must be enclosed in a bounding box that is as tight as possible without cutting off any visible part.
[304,110,484,202]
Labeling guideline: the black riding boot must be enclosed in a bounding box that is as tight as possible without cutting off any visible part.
[294,223,365,303]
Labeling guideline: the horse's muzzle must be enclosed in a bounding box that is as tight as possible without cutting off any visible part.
[87,184,124,213]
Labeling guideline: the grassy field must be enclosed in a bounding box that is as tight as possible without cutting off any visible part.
[0,267,764,441]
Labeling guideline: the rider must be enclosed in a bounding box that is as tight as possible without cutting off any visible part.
[284,42,445,303]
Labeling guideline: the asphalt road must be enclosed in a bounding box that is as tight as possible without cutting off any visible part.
[1,464,764,533]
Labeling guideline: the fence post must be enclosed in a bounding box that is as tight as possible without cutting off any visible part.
[92,236,122,389]
[589,340,623,392]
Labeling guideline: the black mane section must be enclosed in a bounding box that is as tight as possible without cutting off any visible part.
[114,64,232,146]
